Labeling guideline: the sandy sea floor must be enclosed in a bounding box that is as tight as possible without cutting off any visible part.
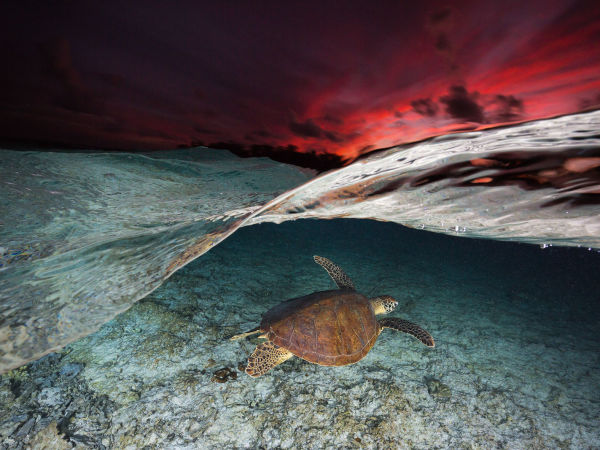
[1,219,599,449]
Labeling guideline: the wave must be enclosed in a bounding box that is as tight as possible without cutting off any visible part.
[1,110,599,373]
[251,110,600,247]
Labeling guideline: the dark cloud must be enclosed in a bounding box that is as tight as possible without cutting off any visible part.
[493,94,525,122]
[439,85,485,123]
[435,34,451,52]
[253,129,273,138]
[321,114,342,125]
[427,7,458,76]
[289,118,343,142]
[289,118,323,138]
[245,129,274,141]
[394,111,403,118]
[411,98,439,117]
[430,8,452,24]
[324,131,344,143]
[578,93,600,110]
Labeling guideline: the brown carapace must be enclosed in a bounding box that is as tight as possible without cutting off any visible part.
[230,256,434,377]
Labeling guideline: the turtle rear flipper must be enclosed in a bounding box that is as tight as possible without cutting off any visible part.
[229,326,261,341]
[246,342,293,377]
[313,255,355,290]
[379,317,435,347]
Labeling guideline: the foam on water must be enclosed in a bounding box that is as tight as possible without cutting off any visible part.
[1,110,599,373]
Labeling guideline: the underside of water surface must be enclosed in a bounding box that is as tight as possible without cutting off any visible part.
[1,219,599,448]
[1,110,599,448]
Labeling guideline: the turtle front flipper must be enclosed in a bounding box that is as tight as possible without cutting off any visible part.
[379,317,435,347]
[246,341,293,377]
[313,255,355,290]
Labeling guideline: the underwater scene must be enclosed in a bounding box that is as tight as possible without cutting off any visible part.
[1,111,599,448]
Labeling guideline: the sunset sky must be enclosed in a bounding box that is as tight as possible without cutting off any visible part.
[1,0,599,161]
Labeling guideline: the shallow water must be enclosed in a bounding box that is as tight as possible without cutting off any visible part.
[1,219,599,448]
[1,110,599,375]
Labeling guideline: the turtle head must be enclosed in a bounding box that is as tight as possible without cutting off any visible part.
[370,295,398,315]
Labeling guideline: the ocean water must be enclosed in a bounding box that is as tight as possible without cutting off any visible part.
[1,111,599,448]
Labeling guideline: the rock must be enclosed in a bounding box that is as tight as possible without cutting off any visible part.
[59,363,83,379]
[14,417,35,438]
[28,422,72,449]
[204,358,216,368]
[425,377,452,399]
[37,387,64,407]
[211,367,238,383]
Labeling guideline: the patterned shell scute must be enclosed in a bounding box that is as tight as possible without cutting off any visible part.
[261,290,379,366]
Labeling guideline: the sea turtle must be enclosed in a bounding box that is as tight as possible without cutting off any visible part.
[230,255,435,377]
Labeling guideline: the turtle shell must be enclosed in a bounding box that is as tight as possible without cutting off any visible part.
[260,289,379,366]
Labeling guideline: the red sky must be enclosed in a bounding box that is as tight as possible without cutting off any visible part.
[0,1,599,161]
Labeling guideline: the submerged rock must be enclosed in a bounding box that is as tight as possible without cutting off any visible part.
[211,367,238,383]
[0,353,115,449]
[425,377,452,399]
[24,422,71,450]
